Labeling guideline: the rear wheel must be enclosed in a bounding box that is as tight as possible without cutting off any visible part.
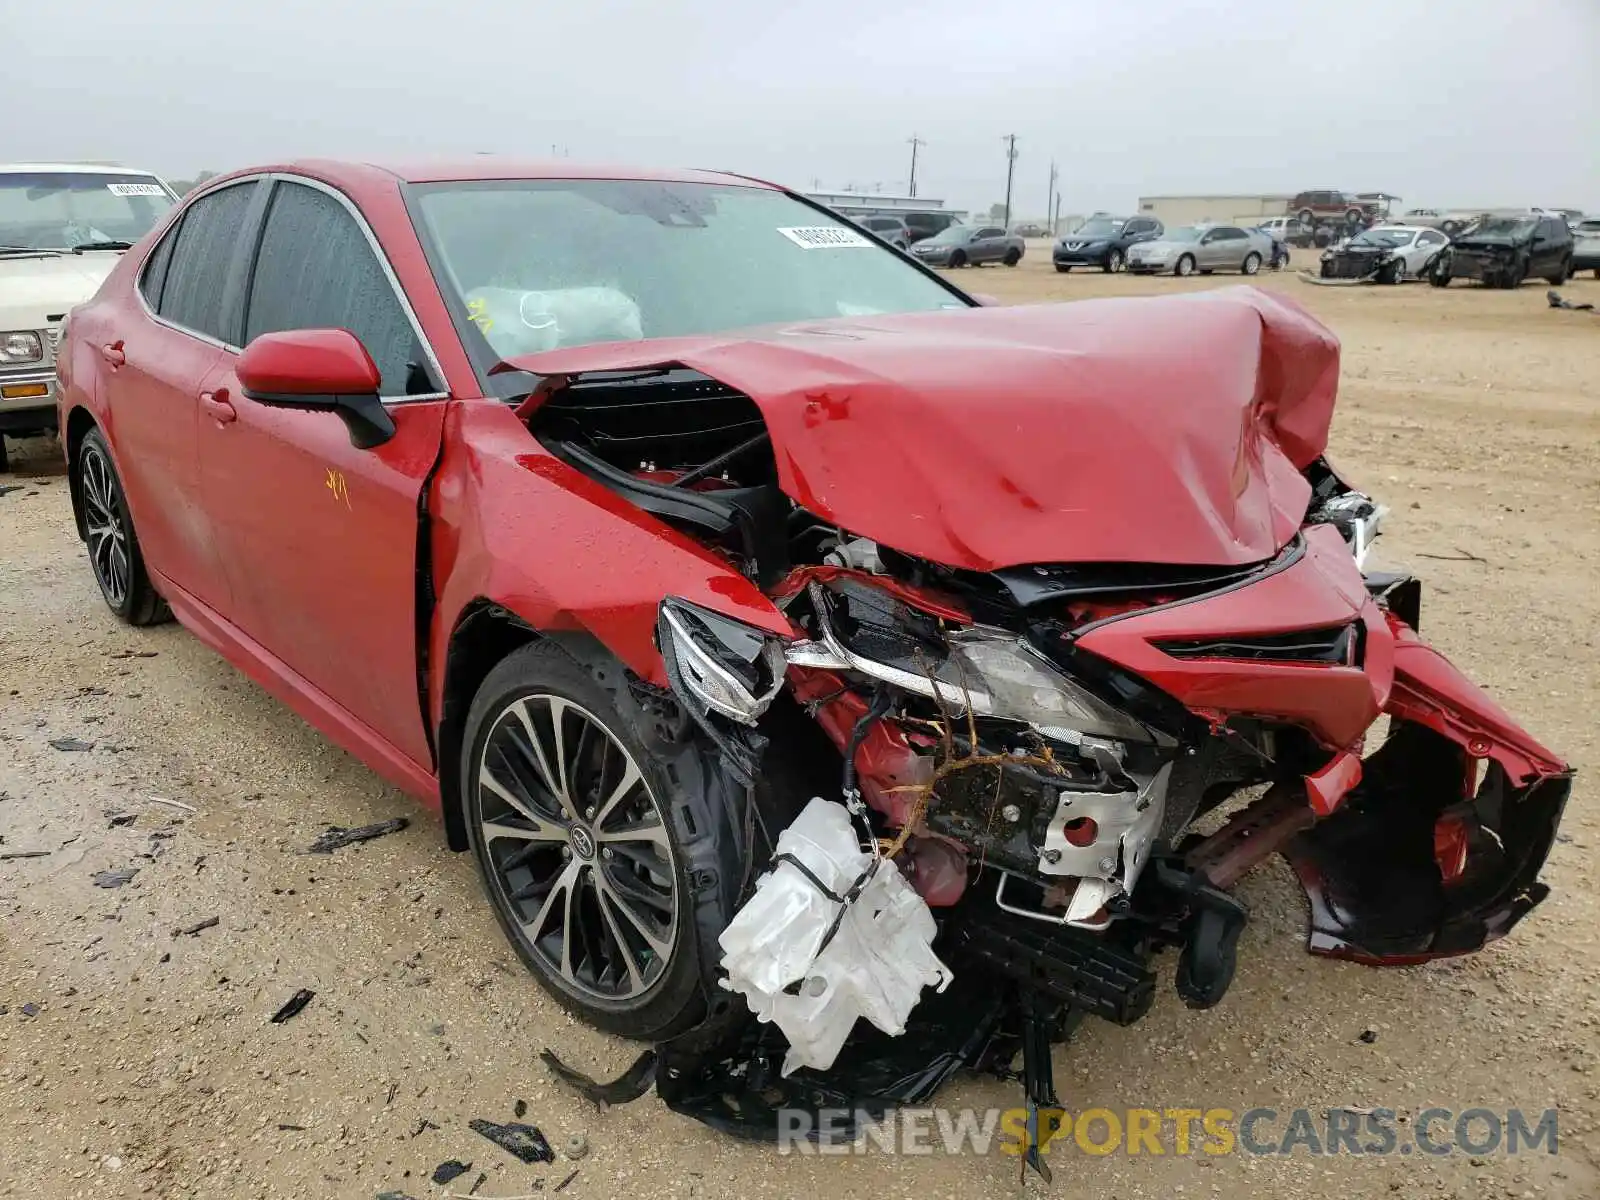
[1241,251,1261,276]
[1003,248,1021,266]
[1175,254,1196,277]
[77,428,169,626]
[1545,256,1572,286]
[1297,208,1315,227]
[463,641,707,1040]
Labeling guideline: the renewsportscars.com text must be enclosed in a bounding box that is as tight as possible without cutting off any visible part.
[776,1106,1560,1159]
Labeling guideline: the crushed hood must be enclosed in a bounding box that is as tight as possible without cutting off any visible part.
[499,286,1341,570]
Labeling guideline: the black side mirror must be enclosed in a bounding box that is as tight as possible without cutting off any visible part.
[236,329,397,450]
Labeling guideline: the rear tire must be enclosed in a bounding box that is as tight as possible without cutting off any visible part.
[1545,256,1572,286]
[461,640,711,1041]
[1003,248,1021,266]
[0,435,9,474]
[77,428,170,626]
[1297,208,1315,227]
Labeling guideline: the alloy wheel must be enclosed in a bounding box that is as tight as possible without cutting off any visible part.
[81,442,130,608]
[476,694,679,1003]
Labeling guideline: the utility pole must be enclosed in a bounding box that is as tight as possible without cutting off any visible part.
[1002,134,1019,229]
[907,135,925,198]
[1046,160,1058,234]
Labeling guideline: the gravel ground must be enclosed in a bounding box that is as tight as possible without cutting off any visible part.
[2,262,1597,1199]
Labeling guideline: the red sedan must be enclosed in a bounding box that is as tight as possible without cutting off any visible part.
[55,161,1569,1112]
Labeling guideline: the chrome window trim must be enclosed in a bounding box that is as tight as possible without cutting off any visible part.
[134,173,450,406]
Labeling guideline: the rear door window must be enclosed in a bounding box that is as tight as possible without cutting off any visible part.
[158,182,258,343]
[243,180,433,398]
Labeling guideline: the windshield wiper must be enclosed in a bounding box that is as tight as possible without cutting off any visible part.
[0,245,61,255]
[72,240,134,253]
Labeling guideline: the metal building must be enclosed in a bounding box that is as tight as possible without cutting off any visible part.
[804,191,969,225]
[1135,194,1292,226]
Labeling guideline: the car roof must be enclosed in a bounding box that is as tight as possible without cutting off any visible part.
[0,162,166,176]
[280,158,782,189]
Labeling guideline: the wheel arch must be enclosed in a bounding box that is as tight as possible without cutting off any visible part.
[63,405,99,542]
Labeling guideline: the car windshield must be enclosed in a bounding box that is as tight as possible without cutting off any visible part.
[1164,226,1203,243]
[0,171,175,251]
[1351,230,1411,247]
[1471,216,1537,238]
[924,223,972,245]
[1070,218,1125,237]
[411,180,968,367]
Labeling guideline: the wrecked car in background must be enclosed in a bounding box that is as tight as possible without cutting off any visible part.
[55,159,1572,1171]
[1314,224,1451,284]
[1432,212,1574,288]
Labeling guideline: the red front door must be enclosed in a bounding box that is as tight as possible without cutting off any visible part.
[197,384,446,773]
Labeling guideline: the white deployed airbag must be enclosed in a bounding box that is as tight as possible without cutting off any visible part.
[717,797,952,1076]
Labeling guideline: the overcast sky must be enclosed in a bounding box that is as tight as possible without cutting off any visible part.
[6,0,1598,217]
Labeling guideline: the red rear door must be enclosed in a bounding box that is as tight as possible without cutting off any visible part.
[101,179,263,611]
[197,177,449,774]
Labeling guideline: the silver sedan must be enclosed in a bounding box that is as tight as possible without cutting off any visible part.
[1125,225,1271,277]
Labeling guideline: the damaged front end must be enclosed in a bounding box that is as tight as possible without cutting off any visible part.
[508,297,1570,1171]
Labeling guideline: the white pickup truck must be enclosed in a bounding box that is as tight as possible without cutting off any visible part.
[1,163,179,470]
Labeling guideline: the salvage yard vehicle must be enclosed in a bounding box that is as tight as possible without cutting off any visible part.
[1432,213,1574,288]
[1125,224,1270,276]
[1317,224,1450,283]
[908,221,1024,267]
[1052,213,1163,273]
[56,159,1572,1168]
[0,163,178,470]
[1572,216,1600,278]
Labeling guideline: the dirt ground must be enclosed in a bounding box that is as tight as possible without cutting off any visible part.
[2,257,1597,1200]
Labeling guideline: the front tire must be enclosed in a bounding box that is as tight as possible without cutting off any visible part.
[1104,248,1125,274]
[462,641,708,1040]
[1175,254,1196,277]
[77,429,169,626]
[948,250,967,268]
[1241,251,1261,276]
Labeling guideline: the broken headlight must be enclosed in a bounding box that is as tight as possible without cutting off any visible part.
[943,629,1153,745]
[658,598,787,726]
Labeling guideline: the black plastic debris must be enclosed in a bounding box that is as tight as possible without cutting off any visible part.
[0,850,50,861]
[108,649,159,659]
[1358,1028,1379,1044]
[92,867,139,888]
[277,1123,306,1131]
[174,916,220,937]
[20,1003,40,1018]
[555,1167,580,1191]
[0,484,24,498]
[49,737,95,752]
[108,813,138,827]
[469,1117,555,1165]
[466,1171,487,1196]
[541,1048,657,1108]
[513,1098,527,1118]
[269,989,316,1024]
[308,818,409,854]
[431,1160,472,1185]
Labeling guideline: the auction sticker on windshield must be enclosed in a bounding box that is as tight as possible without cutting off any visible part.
[778,226,872,249]
[106,183,167,197]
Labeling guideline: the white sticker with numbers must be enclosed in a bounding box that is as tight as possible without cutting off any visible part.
[106,182,167,197]
[777,226,872,249]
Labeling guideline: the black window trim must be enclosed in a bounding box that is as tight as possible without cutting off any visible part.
[134,176,266,352]
[239,174,447,404]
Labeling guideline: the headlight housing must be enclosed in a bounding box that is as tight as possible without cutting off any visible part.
[0,331,44,365]
[658,599,787,726]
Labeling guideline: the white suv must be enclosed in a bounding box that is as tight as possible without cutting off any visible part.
[1,163,179,470]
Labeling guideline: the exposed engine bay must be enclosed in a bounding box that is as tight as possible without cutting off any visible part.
[508,294,1571,1173]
